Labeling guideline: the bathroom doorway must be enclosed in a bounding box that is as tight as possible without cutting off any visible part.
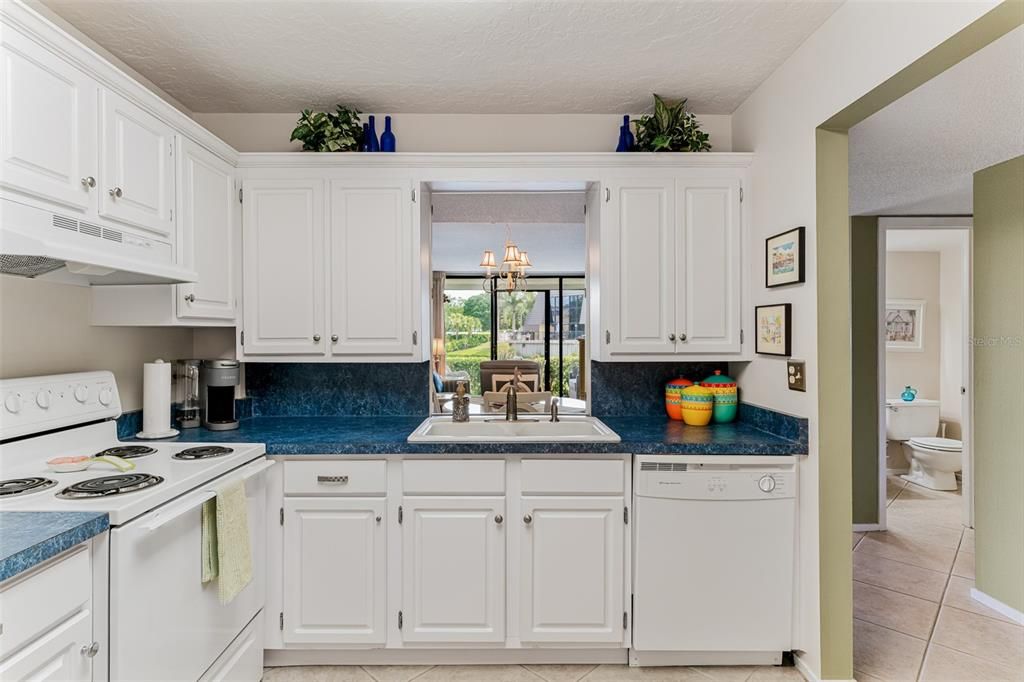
[878,218,973,531]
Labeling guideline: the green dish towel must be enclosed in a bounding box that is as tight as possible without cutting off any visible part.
[200,480,253,605]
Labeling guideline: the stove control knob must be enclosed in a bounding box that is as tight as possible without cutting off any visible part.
[36,391,51,409]
[758,475,776,493]
[99,387,113,406]
[4,393,21,414]
[74,385,89,403]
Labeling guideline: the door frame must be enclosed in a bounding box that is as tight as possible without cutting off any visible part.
[877,217,974,530]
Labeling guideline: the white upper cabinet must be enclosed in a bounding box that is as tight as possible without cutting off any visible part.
[241,178,326,356]
[675,176,742,353]
[329,181,416,356]
[0,28,97,212]
[519,496,624,644]
[99,89,175,237]
[602,178,677,355]
[400,496,506,643]
[282,497,386,645]
[600,170,745,358]
[176,138,236,321]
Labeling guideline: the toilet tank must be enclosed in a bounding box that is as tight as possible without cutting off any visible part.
[885,399,940,440]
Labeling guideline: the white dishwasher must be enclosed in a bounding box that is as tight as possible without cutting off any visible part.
[631,455,797,667]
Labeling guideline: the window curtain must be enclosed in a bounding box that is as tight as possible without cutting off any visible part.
[431,271,446,372]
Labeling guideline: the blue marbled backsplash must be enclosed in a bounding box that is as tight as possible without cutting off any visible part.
[590,361,728,417]
[738,402,809,445]
[245,362,430,417]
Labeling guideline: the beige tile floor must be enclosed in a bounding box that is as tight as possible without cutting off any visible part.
[262,663,806,682]
[852,475,1024,681]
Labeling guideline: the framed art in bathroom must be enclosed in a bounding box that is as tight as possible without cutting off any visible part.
[765,226,805,287]
[885,299,925,352]
[755,303,792,356]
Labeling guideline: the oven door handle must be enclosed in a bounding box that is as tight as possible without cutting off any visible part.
[139,459,275,534]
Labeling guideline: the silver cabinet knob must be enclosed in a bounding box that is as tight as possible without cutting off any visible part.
[81,176,96,188]
[494,514,503,525]
[523,514,533,525]
[313,334,321,343]
[669,333,676,342]
[375,515,382,523]
[108,187,122,198]
[679,333,687,342]
[184,294,195,303]
[331,334,338,343]
[81,641,100,657]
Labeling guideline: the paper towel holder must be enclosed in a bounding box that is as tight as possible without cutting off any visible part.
[200,360,240,431]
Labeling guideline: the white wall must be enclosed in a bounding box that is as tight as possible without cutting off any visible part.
[885,251,942,400]
[0,276,194,411]
[729,2,998,676]
[938,241,965,438]
[194,113,732,153]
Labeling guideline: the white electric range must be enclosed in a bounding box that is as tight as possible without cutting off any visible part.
[0,371,271,681]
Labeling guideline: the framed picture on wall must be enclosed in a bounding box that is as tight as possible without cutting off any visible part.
[765,226,805,287]
[755,303,792,356]
[885,299,925,352]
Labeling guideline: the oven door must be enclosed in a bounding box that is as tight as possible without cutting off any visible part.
[108,458,272,682]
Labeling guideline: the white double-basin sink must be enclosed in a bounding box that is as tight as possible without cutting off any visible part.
[408,415,621,443]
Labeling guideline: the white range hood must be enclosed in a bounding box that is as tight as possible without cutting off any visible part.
[0,197,197,286]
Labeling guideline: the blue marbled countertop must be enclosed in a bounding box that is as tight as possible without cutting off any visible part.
[149,416,806,456]
[0,512,109,582]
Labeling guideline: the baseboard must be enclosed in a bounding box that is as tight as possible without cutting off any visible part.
[265,648,629,667]
[794,652,819,681]
[852,523,882,532]
[970,588,1024,625]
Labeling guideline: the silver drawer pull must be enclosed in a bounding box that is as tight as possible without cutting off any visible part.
[81,641,100,657]
[317,475,349,484]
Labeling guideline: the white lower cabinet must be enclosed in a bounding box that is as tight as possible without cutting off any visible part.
[282,497,387,644]
[519,496,625,643]
[0,609,92,681]
[400,496,506,643]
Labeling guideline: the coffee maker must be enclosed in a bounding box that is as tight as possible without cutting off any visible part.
[199,359,240,431]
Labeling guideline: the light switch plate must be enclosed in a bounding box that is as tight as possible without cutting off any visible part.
[787,360,806,392]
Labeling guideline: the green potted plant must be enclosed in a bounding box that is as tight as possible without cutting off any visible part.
[633,94,711,152]
[290,105,363,152]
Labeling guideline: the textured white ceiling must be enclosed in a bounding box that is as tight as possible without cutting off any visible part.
[849,26,1024,216]
[40,0,841,114]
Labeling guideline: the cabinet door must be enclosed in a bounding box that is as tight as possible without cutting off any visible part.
[0,608,92,681]
[519,497,624,643]
[241,179,326,355]
[175,138,235,320]
[401,496,505,643]
[329,181,415,356]
[602,179,677,354]
[283,497,386,644]
[675,177,742,353]
[0,28,97,212]
[99,89,175,236]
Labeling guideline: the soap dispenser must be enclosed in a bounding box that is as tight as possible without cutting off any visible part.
[452,381,470,423]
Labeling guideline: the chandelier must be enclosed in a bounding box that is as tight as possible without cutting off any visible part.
[480,224,532,294]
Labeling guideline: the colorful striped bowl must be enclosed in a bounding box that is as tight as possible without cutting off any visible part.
[679,383,714,426]
[664,377,694,421]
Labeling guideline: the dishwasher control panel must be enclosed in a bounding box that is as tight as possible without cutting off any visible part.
[635,460,796,500]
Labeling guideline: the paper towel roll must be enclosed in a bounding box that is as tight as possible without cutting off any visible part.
[137,359,178,439]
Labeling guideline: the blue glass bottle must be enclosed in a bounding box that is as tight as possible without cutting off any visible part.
[367,115,380,152]
[623,115,634,149]
[360,123,370,152]
[616,124,630,152]
[380,115,396,152]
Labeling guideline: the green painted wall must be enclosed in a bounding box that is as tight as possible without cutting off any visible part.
[973,155,1024,613]
[815,128,854,681]
[851,217,880,526]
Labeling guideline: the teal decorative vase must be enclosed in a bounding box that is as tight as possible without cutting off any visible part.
[703,369,738,423]
[901,386,918,402]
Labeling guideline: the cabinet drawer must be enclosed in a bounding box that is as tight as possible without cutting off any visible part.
[403,460,505,495]
[284,460,386,495]
[0,545,91,659]
[521,459,624,495]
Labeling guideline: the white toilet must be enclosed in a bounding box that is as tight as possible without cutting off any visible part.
[884,398,962,491]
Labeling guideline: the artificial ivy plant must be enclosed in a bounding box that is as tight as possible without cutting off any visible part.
[633,94,711,152]
[290,106,363,152]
